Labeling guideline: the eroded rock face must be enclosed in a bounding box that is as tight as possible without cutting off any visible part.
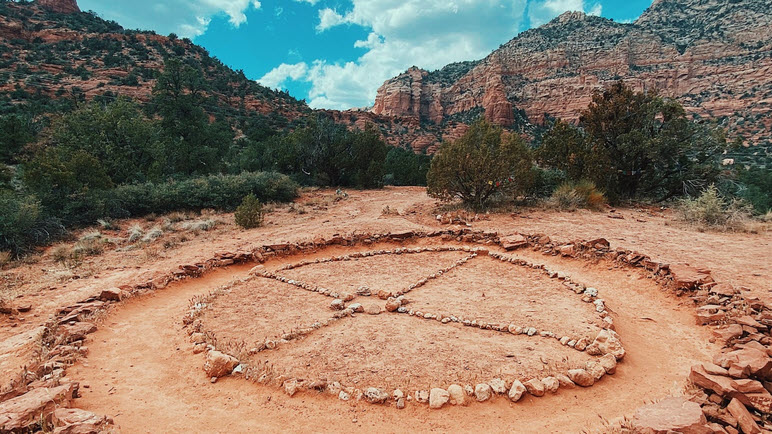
[0,384,77,432]
[38,0,80,14]
[371,0,772,149]
[631,397,710,434]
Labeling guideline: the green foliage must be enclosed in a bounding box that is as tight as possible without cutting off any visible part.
[539,82,726,202]
[111,172,298,216]
[678,185,753,230]
[384,147,431,186]
[0,192,65,255]
[0,113,36,163]
[549,180,607,210]
[50,98,165,184]
[234,194,264,229]
[725,167,772,214]
[427,120,533,209]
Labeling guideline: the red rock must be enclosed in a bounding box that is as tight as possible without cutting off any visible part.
[567,369,594,387]
[0,384,77,431]
[669,264,714,290]
[689,364,735,396]
[631,396,710,434]
[38,0,80,14]
[559,245,575,256]
[726,398,761,434]
[723,348,772,379]
[57,322,97,343]
[98,287,123,302]
[712,324,744,343]
[500,234,528,251]
[52,408,113,433]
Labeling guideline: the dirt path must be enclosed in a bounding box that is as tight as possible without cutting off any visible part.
[67,246,718,433]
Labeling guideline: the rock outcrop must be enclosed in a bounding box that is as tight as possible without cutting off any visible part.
[372,0,772,150]
[37,0,80,14]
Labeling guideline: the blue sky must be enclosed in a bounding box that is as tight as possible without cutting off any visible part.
[79,0,654,110]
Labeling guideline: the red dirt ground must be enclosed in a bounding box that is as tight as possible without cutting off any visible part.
[1,187,767,432]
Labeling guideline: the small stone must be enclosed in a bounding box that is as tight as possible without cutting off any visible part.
[586,329,625,360]
[364,304,382,315]
[542,377,559,393]
[396,397,405,409]
[489,378,507,394]
[283,379,299,397]
[338,390,350,401]
[415,390,429,403]
[524,378,545,397]
[349,303,364,313]
[190,332,206,344]
[568,369,594,387]
[363,387,389,404]
[330,299,345,310]
[586,361,606,381]
[385,297,401,312]
[508,380,527,402]
[341,293,355,302]
[474,383,492,402]
[574,338,589,351]
[429,388,450,409]
[447,384,466,405]
[599,353,618,374]
[203,350,239,378]
[377,290,391,300]
[393,389,404,400]
[356,286,371,296]
[555,374,575,389]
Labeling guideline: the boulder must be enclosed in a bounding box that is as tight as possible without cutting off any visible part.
[689,364,736,396]
[52,408,113,434]
[429,388,449,409]
[568,369,595,387]
[586,361,606,381]
[524,378,545,397]
[474,383,492,402]
[726,398,761,434]
[586,329,625,360]
[363,387,389,404]
[631,397,710,434]
[203,351,239,378]
[508,380,527,402]
[447,384,466,405]
[722,348,772,379]
[0,384,77,432]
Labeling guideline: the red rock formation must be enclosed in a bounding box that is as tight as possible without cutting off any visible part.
[371,0,772,148]
[38,0,80,14]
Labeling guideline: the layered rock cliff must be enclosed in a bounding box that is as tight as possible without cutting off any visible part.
[38,0,80,14]
[371,0,772,151]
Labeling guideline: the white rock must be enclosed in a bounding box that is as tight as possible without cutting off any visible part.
[447,384,466,406]
[429,388,450,409]
[489,378,507,394]
[508,380,527,402]
[474,383,492,402]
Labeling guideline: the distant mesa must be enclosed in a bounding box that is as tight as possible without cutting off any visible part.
[38,0,80,14]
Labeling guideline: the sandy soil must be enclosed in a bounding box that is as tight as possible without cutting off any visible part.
[1,187,767,432]
[276,250,470,296]
[407,256,601,340]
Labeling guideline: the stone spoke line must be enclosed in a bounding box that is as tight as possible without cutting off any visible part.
[183,244,626,409]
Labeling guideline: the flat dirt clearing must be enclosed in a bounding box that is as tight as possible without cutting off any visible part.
[1,187,768,432]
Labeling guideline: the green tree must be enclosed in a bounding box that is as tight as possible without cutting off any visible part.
[51,97,164,184]
[385,147,431,186]
[538,119,588,181]
[427,120,533,209]
[0,113,36,164]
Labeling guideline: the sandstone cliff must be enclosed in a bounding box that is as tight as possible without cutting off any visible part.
[371,0,772,152]
[38,0,80,14]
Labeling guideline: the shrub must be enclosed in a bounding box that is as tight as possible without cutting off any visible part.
[427,120,533,210]
[549,180,607,211]
[112,172,298,217]
[0,192,65,255]
[72,238,104,257]
[678,185,753,231]
[127,224,144,243]
[180,219,218,232]
[0,250,11,268]
[234,194,264,229]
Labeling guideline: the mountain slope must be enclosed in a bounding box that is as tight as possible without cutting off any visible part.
[0,0,309,129]
[372,0,772,153]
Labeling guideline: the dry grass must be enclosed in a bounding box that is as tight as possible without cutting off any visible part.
[677,185,762,232]
[548,180,607,211]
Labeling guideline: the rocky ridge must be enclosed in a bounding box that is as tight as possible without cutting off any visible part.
[371,0,772,152]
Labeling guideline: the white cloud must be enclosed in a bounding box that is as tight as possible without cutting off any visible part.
[78,0,262,38]
[528,0,602,27]
[275,0,529,109]
[258,62,309,89]
[293,0,320,5]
